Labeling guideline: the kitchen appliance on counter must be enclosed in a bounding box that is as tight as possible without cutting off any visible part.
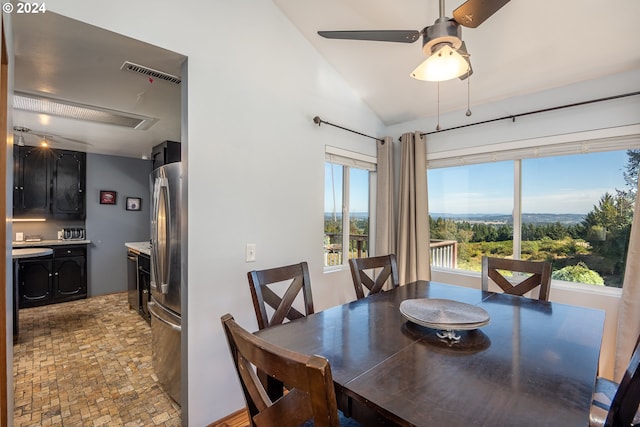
[148,162,182,405]
[62,227,85,240]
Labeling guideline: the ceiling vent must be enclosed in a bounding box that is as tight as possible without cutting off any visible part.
[13,91,158,130]
[121,61,182,85]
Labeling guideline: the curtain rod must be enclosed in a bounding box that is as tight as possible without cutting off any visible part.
[313,116,385,144]
[421,91,640,136]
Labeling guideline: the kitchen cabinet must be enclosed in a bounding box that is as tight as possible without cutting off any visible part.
[18,244,87,308]
[13,145,86,219]
[151,140,180,170]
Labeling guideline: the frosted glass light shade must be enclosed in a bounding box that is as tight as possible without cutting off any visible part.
[410,44,469,82]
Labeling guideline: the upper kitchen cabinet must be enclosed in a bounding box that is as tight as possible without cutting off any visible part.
[14,145,86,220]
[152,141,181,170]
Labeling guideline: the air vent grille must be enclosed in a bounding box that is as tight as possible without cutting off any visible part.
[121,61,182,85]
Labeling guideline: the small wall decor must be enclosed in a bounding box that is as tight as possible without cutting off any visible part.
[126,197,142,211]
[100,190,117,205]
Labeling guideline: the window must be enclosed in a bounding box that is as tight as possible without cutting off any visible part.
[428,146,638,288]
[324,147,375,268]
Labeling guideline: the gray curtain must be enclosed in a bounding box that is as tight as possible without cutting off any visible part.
[375,136,395,257]
[615,180,640,381]
[396,131,430,284]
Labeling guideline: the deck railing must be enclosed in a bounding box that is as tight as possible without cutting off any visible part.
[324,234,458,269]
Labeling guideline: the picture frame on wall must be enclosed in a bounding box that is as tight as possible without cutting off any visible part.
[126,197,142,211]
[100,190,117,205]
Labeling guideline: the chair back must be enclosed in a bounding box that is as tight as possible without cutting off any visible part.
[221,314,340,427]
[481,256,552,301]
[605,336,640,427]
[247,262,314,330]
[349,254,399,300]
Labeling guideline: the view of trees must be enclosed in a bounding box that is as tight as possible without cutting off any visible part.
[430,149,639,287]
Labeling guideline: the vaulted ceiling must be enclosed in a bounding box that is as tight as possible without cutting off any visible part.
[9,1,640,158]
[273,0,640,125]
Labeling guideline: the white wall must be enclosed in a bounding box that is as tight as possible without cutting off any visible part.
[44,1,383,425]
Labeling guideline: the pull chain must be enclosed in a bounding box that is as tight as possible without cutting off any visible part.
[436,81,441,131]
[466,68,472,117]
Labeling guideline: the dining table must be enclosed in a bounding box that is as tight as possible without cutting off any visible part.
[255,280,605,427]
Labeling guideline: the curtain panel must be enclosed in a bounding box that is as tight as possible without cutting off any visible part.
[615,180,640,381]
[375,136,396,257]
[397,131,431,284]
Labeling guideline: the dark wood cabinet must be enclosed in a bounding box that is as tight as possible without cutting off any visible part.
[18,245,87,308]
[13,145,86,219]
[151,140,180,170]
[52,150,86,218]
[14,146,51,217]
[18,256,53,308]
[53,246,87,300]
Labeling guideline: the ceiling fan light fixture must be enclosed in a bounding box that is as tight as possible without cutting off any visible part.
[410,44,469,82]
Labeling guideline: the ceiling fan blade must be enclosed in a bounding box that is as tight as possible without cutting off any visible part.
[453,0,510,28]
[318,30,420,43]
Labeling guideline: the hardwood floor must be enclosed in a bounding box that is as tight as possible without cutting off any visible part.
[13,292,180,426]
[207,409,249,427]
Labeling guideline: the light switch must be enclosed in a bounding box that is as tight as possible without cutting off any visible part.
[246,243,256,262]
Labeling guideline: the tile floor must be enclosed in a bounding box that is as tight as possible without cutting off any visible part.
[13,292,181,427]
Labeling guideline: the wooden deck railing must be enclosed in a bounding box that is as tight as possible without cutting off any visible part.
[324,234,458,269]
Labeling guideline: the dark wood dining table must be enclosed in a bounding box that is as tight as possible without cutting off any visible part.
[255,281,605,427]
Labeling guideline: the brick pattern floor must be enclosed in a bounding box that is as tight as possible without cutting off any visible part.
[13,292,181,427]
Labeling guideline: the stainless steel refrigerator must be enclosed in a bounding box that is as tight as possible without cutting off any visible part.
[148,162,182,405]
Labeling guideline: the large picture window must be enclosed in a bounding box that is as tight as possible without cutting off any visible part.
[428,147,638,288]
[324,147,375,268]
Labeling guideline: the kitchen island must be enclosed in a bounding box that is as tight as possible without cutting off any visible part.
[13,239,91,310]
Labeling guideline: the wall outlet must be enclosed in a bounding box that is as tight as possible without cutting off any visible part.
[246,243,256,262]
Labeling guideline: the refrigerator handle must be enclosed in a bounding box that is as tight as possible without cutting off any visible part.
[151,175,171,294]
[148,301,181,332]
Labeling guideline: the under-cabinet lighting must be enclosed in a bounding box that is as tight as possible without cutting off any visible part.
[13,218,47,222]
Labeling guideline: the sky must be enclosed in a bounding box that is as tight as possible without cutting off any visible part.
[325,149,632,216]
[428,150,630,215]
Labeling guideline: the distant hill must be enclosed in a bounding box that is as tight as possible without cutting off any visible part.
[325,212,586,224]
[430,213,585,225]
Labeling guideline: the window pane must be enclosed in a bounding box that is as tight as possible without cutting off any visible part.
[348,167,369,260]
[324,162,343,266]
[428,161,514,272]
[522,150,633,287]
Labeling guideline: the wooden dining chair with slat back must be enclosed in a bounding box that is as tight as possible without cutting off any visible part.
[221,313,341,427]
[247,261,314,330]
[349,254,399,300]
[590,334,640,427]
[481,256,552,301]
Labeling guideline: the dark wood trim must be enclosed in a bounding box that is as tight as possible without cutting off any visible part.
[206,408,249,427]
[0,16,9,427]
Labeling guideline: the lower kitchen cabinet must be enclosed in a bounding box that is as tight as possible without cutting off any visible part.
[18,245,87,308]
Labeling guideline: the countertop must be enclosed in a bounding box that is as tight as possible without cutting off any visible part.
[125,241,151,256]
[13,239,91,247]
[12,247,54,258]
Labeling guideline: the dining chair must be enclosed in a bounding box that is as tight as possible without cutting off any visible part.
[349,254,399,300]
[590,335,640,427]
[221,314,362,427]
[481,256,552,301]
[247,261,314,330]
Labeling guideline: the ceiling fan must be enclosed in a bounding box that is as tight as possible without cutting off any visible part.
[318,0,510,82]
[13,126,90,148]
